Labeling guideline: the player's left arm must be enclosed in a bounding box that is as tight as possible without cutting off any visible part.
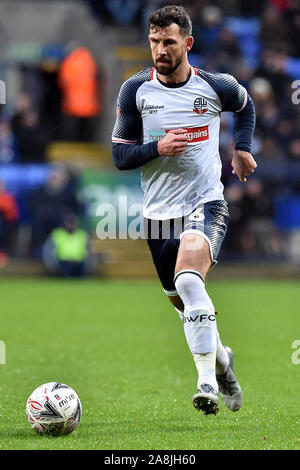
[220,75,257,183]
[232,95,257,183]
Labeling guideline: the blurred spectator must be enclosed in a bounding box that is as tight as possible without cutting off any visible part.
[0,118,19,163]
[11,94,49,163]
[85,0,105,20]
[85,0,142,25]
[269,0,290,13]
[255,48,292,105]
[42,213,94,278]
[237,0,267,17]
[11,93,32,122]
[249,77,274,105]
[58,43,102,142]
[224,179,280,258]
[103,0,141,25]
[214,27,241,61]
[224,183,247,257]
[284,0,300,57]
[0,181,19,255]
[255,136,285,163]
[242,179,275,256]
[29,164,81,256]
[260,4,290,54]
[243,179,273,219]
[274,118,298,152]
[288,138,300,161]
[191,5,224,56]
[249,77,279,134]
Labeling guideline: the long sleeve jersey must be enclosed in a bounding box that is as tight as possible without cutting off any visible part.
[112,66,255,220]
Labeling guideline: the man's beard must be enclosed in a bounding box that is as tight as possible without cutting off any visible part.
[154,57,182,76]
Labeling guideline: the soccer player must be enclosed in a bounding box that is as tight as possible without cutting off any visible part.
[112,5,256,415]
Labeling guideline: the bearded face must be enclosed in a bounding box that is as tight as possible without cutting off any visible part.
[149,23,191,76]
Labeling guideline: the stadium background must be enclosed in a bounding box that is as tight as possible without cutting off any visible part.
[0,0,300,452]
[0,0,300,279]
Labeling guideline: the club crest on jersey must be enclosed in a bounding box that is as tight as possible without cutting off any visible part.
[193,97,208,115]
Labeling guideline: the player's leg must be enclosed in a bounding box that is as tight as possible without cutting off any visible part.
[168,293,229,378]
[216,345,242,411]
[173,201,241,414]
[145,209,241,413]
[145,215,229,380]
[174,235,220,414]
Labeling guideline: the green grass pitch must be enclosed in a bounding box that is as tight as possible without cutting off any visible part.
[0,278,299,450]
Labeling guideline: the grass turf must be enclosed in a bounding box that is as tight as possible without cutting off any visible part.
[0,278,299,450]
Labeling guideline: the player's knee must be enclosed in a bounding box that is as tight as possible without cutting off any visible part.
[176,233,212,274]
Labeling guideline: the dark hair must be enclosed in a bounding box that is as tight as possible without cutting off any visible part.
[149,5,192,37]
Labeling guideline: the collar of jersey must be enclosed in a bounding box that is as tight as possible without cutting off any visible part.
[153,66,195,88]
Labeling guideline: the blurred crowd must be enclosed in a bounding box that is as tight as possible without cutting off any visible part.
[0,40,102,164]
[0,0,300,265]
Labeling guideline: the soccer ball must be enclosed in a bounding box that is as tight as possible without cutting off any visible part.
[26,382,82,436]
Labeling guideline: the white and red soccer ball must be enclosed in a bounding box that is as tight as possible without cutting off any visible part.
[26,382,82,436]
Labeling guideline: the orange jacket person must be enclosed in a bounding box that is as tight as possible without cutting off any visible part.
[58,46,101,118]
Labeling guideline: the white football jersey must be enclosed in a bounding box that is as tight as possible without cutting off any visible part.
[112,66,247,220]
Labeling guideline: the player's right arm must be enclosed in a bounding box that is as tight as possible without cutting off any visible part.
[157,129,188,157]
[112,76,187,170]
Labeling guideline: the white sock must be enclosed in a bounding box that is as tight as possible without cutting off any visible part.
[194,352,216,390]
[216,329,230,375]
[174,270,217,390]
[175,288,229,375]
[176,306,229,375]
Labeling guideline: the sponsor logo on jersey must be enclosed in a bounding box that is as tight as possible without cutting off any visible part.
[193,97,208,114]
[148,126,209,143]
[148,130,166,141]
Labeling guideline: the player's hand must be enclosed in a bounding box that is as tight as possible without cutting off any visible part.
[231,150,257,183]
[157,128,188,157]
